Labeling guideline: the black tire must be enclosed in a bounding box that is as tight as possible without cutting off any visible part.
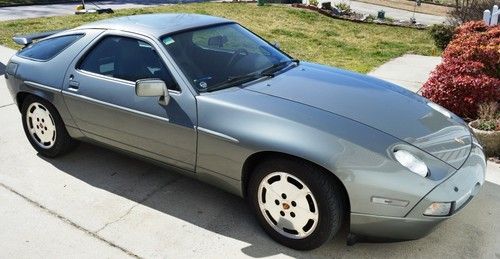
[21,95,77,158]
[248,157,344,250]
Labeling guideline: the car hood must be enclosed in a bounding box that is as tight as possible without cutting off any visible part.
[245,62,471,169]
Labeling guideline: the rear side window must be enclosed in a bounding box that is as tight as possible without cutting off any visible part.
[18,34,83,61]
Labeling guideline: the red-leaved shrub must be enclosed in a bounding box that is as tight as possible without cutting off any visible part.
[421,21,500,119]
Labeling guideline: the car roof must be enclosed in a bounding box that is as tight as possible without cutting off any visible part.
[76,13,233,38]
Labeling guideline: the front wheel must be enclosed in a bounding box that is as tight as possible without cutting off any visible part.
[21,95,77,158]
[248,158,344,250]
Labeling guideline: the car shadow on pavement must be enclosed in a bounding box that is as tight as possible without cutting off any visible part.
[39,142,350,258]
[0,62,6,76]
[39,142,500,258]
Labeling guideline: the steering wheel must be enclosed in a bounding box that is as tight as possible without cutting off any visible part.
[226,48,249,70]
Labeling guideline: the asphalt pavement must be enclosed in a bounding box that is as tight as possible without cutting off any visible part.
[328,0,447,25]
[0,0,205,21]
[1,45,499,258]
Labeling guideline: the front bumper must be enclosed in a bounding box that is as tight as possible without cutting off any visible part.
[350,145,486,240]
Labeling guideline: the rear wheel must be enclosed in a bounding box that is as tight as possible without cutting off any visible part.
[21,95,77,157]
[248,158,344,250]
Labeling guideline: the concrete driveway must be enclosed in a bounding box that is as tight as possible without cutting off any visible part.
[1,47,499,258]
[368,54,442,92]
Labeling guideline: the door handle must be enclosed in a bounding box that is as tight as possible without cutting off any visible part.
[68,80,80,91]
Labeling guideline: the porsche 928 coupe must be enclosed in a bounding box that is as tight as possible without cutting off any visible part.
[5,14,486,250]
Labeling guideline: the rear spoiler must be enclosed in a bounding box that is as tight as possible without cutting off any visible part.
[12,29,65,46]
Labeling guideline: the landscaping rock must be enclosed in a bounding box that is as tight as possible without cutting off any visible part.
[321,2,332,10]
[332,7,341,15]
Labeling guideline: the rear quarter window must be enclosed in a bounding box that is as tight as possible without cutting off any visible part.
[17,34,83,61]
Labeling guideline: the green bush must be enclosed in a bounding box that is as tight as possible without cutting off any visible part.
[334,2,352,14]
[309,0,319,6]
[429,24,455,50]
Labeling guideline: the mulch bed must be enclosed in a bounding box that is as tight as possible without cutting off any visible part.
[291,3,428,29]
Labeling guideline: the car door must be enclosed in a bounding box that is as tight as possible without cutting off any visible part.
[62,32,197,171]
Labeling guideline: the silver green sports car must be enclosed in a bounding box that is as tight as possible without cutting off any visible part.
[5,13,486,250]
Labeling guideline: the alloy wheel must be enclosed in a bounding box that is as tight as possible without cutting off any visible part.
[258,172,319,239]
[25,102,57,149]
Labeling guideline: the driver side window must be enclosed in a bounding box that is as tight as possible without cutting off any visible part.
[78,36,179,91]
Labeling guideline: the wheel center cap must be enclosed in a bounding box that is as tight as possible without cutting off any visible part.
[282,203,290,210]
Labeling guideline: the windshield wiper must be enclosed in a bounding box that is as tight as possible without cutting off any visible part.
[206,72,263,92]
[205,59,299,92]
[260,59,299,76]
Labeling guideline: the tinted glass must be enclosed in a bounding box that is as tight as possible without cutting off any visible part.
[18,34,82,61]
[79,36,179,90]
[191,25,260,54]
[161,23,291,92]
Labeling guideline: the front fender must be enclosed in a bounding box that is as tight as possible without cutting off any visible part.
[196,88,455,217]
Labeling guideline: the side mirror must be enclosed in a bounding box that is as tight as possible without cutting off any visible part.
[272,41,280,49]
[135,79,170,105]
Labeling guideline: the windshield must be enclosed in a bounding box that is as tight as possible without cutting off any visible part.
[161,23,293,92]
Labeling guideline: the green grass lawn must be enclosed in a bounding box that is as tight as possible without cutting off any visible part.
[0,2,439,73]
